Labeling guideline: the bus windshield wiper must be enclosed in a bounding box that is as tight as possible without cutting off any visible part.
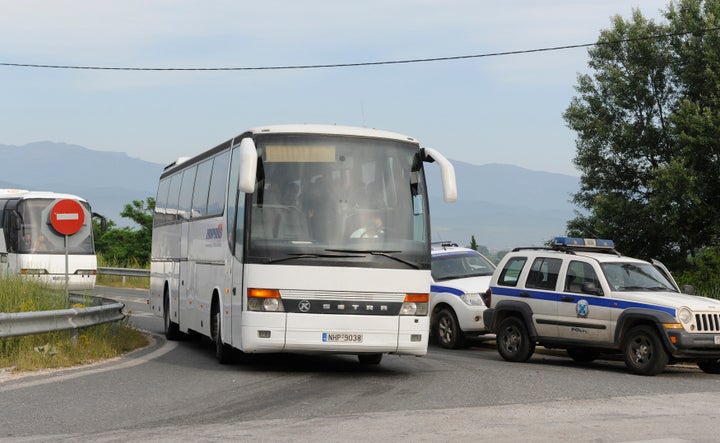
[325,249,421,269]
[266,252,363,264]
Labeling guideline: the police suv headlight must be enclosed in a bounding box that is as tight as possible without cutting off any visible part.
[460,293,485,306]
[677,307,693,325]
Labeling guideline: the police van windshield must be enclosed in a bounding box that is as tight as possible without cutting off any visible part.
[600,262,677,292]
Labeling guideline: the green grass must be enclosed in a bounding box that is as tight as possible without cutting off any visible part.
[0,275,148,374]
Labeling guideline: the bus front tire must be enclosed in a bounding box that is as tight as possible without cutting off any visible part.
[212,305,233,364]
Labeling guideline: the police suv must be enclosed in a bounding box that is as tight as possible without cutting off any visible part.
[430,242,495,348]
[483,237,720,375]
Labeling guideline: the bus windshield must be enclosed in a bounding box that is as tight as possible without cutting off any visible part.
[13,199,94,254]
[246,133,429,269]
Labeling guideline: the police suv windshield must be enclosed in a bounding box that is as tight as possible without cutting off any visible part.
[432,252,495,281]
[600,262,677,292]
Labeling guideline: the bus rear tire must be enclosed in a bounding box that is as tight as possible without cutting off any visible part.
[163,292,180,341]
[358,353,383,365]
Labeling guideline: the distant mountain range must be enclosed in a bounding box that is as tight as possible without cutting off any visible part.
[0,141,580,250]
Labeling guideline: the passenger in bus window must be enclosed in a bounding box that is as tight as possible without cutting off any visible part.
[21,233,33,251]
[33,234,50,252]
[281,182,300,207]
[351,214,384,238]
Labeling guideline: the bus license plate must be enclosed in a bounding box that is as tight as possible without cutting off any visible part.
[323,333,363,343]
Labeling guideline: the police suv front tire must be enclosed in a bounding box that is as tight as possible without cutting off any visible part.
[622,325,669,376]
[435,308,465,349]
[496,316,535,362]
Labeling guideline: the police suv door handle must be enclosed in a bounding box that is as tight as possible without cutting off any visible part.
[561,296,575,302]
[520,292,531,298]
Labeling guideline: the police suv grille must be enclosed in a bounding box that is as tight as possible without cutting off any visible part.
[694,313,720,332]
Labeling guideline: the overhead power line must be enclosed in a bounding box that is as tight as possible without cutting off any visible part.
[1,26,718,72]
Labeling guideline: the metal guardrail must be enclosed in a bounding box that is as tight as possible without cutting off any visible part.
[0,267,143,338]
[97,267,149,286]
[0,294,125,338]
[98,267,150,278]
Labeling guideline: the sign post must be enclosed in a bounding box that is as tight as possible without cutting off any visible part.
[50,199,85,299]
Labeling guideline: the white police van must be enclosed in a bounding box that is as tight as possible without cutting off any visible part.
[430,242,495,348]
[483,237,720,375]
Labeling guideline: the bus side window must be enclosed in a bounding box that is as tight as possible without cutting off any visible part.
[166,174,182,222]
[192,159,213,218]
[207,151,230,216]
[178,166,197,220]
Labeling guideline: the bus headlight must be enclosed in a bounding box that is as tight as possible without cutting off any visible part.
[76,269,97,276]
[400,293,428,316]
[20,268,48,275]
[247,288,285,312]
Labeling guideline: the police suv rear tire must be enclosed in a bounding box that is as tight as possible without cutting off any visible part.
[496,316,535,362]
[622,325,669,376]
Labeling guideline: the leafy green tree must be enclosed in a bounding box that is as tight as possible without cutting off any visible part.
[564,0,720,269]
[94,198,155,267]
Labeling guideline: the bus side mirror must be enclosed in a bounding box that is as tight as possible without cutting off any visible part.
[422,147,457,203]
[238,138,258,194]
[92,212,107,232]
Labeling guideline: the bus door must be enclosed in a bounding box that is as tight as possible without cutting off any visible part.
[225,143,247,348]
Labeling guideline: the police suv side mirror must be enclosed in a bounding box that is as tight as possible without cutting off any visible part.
[582,281,603,296]
[682,285,695,295]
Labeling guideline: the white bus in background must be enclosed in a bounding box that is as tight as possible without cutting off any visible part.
[0,189,98,290]
[149,124,457,364]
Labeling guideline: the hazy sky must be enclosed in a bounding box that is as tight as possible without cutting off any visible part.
[1,1,668,176]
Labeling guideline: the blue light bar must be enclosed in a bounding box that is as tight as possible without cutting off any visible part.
[553,237,615,249]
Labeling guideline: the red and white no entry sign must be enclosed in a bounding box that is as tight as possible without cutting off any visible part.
[50,199,85,235]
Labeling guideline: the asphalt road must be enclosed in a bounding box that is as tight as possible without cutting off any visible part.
[1,286,719,442]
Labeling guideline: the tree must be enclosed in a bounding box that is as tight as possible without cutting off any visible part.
[469,235,478,251]
[563,0,720,269]
[94,198,155,267]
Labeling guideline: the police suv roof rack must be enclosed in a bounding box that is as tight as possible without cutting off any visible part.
[510,246,554,252]
[431,241,459,250]
[551,237,621,256]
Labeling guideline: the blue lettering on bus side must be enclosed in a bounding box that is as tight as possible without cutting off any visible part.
[205,224,223,240]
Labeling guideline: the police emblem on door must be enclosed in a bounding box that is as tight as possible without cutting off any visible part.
[576,299,589,318]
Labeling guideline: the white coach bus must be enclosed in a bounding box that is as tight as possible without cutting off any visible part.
[149,124,456,364]
[0,189,98,290]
